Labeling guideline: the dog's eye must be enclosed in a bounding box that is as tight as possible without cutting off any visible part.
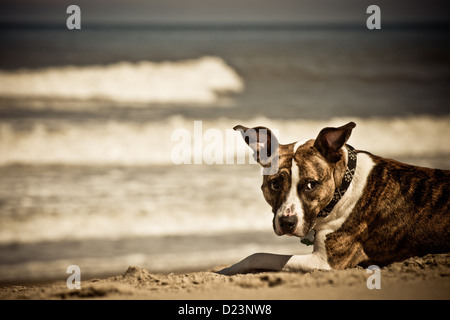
[306,181,318,191]
[270,180,281,191]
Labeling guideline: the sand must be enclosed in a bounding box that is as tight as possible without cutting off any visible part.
[1,253,449,300]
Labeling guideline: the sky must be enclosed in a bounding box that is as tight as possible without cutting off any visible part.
[0,0,449,26]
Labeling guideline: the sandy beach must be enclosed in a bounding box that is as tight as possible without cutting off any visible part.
[1,253,449,300]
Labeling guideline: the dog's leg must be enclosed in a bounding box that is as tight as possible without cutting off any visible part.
[217,252,330,275]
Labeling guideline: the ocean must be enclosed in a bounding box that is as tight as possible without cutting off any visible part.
[0,24,449,282]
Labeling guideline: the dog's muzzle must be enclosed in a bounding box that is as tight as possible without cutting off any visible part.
[278,215,298,235]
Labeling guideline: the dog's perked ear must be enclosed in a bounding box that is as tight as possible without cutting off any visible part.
[314,122,356,163]
[233,125,279,170]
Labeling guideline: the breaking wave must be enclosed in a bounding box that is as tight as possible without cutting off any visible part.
[0,56,244,105]
[1,115,449,166]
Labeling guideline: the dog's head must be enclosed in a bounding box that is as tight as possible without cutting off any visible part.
[234,122,356,237]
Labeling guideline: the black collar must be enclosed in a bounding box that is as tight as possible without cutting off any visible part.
[318,144,357,218]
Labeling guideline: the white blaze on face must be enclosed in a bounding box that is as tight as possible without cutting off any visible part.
[274,140,307,236]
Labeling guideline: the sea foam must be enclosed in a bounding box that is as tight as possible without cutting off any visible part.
[0,56,244,105]
[0,115,449,166]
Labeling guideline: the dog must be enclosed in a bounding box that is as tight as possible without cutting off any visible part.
[218,122,450,275]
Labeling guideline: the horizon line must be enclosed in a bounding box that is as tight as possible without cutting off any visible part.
[1,20,450,30]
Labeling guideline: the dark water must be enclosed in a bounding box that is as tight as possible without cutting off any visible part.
[1,24,449,119]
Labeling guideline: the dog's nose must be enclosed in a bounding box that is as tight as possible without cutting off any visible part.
[278,215,298,234]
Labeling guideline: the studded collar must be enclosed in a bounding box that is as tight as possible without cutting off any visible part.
[318,144,357,218]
